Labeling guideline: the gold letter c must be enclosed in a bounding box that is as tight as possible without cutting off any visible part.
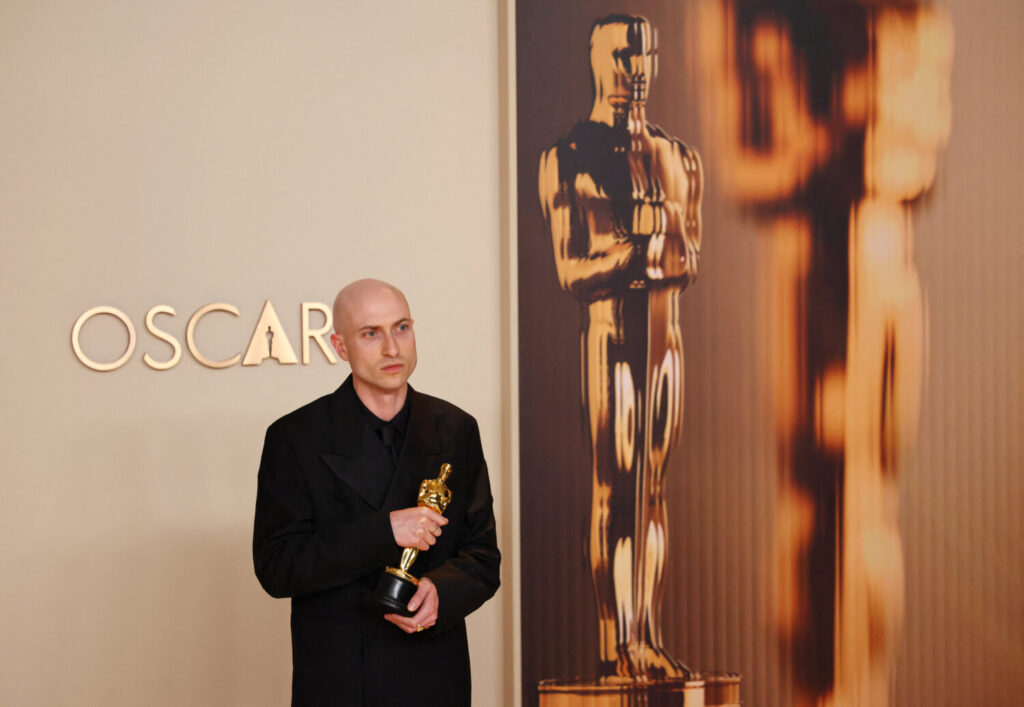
[186,303,241,369]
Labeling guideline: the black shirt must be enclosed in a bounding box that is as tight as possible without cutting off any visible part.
[352,391,411,506]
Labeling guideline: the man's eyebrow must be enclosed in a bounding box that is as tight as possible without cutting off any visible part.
[355,318,410,331]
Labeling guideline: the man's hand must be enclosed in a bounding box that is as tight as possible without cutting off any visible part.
[390,507,448,551]
[385,576,439,634]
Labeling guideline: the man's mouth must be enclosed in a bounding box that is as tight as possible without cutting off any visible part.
[382,363,404,373]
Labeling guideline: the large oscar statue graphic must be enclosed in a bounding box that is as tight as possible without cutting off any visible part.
[537,15,736,706]
[698,1,952,704]
[363,464,453,616]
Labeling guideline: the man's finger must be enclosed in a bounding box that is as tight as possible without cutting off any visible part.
[408,602,436,628]
[406,579,431,613]
[418,508,448,525]
[413,529,430,550]
[383,613,417,633]
[416,515,445,534]
[406,578,437,628]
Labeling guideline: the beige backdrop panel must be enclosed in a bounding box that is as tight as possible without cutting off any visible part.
[0,1,507,705]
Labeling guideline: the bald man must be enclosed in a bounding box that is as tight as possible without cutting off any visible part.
[253,279,500,706]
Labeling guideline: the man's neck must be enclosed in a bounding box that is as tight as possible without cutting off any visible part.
[352,379,408,422]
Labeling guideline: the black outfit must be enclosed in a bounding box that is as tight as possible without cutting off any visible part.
[253,376,500,706]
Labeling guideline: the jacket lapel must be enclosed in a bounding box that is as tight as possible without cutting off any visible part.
[383,387,446,509]
[319,380,455,510]
[320,377,390,510]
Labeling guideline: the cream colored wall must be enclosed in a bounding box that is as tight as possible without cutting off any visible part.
[0,1,508,704]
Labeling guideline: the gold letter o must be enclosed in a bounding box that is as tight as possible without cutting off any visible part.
[71,306,137,372]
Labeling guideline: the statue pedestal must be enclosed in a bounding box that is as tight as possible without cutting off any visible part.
[700,674,741,706]
[538,673,740,707]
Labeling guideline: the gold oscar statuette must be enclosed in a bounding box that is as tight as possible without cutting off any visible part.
[361,463,453,617]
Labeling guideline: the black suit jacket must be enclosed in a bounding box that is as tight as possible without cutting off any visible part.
[253,377,501,706]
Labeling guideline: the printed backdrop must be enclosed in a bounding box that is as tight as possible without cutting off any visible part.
[516,1,1023,705]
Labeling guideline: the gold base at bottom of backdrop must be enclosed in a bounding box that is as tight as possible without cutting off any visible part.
[538,672,740,707]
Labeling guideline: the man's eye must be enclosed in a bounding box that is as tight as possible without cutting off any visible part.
[364,331,376,338]
[397,324,408,332]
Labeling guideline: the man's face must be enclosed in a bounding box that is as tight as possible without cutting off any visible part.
[331,286,417,398]
[590,18,657,111]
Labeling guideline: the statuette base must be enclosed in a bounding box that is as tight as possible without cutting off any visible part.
[361,566,418,617]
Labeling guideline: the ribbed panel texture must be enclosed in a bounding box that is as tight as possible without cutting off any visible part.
[516,2,1023,705]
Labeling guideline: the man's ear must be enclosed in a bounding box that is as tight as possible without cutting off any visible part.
[330,333,348,361]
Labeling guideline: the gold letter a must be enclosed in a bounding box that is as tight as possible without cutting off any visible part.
[242,300,298,366]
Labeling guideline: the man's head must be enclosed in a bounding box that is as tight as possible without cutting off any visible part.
[589,15,657,121]
[330,279,417,400]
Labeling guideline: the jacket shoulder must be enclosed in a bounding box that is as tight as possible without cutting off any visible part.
[411,390,482,457]
[413,390,476,426]
[264,392,333,442]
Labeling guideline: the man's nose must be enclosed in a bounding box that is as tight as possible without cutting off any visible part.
[381,332,398,356]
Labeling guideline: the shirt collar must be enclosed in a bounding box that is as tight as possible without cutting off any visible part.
[355,389,412,437]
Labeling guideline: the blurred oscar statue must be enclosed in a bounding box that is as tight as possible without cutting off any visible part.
[698,1,952,704]
[539,14,703,686]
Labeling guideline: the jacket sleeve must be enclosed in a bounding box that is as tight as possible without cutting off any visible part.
[252,428,396,599]
[423,419,501,632]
